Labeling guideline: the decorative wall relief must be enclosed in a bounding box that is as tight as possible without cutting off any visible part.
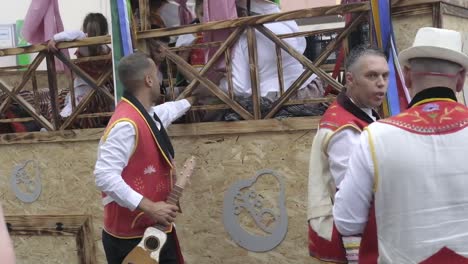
[223,169,288,252]
[10,160,42,203]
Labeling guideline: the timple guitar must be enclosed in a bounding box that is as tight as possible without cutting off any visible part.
[122,156,196,264]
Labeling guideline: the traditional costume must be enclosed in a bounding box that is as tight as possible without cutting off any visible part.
[308,89,379,263]
[333,27,468,264]
[95,93,191,264]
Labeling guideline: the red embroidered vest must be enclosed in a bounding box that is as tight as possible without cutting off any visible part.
[309,101,376,263]
[319,101,370,131]
[102,99,173,238]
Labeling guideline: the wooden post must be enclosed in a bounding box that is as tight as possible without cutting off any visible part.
[432,2,443,28]
[225,48,235,99]
[166,59,176,101]
[31,72,40,114]
[247,27,261,119]
[139,0,150,31]
[275,44,285,96]
[46,53,61,129]
[176,27,245,100]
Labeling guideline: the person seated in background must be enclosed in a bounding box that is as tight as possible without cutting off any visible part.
[222,0,326,120]
[47,12,114,129]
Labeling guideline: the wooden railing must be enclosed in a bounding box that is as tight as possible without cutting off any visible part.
[0,36,113,132]
[0,0,460,134]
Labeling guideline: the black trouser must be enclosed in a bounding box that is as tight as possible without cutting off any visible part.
[102,230,179,264]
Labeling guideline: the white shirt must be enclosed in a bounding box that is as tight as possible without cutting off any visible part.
[219,16,317,97]
[333,130,375,236]
[327,108,376,188]
[94,100,191,211]
[327,129,361,189]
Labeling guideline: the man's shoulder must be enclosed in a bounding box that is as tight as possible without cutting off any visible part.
[376,101,468,135]
[319,102,364,132]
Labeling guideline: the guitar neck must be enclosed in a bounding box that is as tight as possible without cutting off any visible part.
[167,185,183,206]
[154,185,184,231]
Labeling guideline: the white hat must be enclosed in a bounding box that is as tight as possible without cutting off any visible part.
[399,27,468,70]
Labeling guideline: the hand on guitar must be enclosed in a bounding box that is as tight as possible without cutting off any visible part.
[138,198,179,227]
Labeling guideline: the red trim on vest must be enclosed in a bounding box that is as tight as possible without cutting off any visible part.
[320,101,369,132]
[420,247,468,264]
[308,224,347,263]
[380,101,468,135]
[359,203,378,264]
[103,100,172,238]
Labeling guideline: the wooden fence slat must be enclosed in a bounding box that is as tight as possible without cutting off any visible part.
[247,28,261,119]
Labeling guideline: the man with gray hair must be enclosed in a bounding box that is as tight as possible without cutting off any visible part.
[308,45,389,263]
[94,52,194,264]
[334,27,468,263]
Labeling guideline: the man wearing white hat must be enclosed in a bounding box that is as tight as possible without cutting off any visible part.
[333,27,468,263]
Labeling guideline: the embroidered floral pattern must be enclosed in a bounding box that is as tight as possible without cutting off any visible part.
[381,101,468,135]
[144,165,156,175]
[134,177,144,192]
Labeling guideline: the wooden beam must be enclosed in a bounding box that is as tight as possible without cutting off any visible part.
[176,27,245,100]
[169,41,224,52]
[159,43,254,120]
[247,28,261,119]
[441,2,468,19]
[255,25,343,118]
[46,53,61,129]
[441,0,468,9]
[168,116,321,136]
[0,117,321,145]
[0,80,54,131]
[0,52,46,115]
[59,89,98,130]
[138,2,370,39]
[275,44,285,96]
[5,215,97,264]
[225,48,235,99]
[314,12,365,66]
[0,36,110,57]
[139,0,150,31]
[76,216,97,264]
[53,50,114,102]
[72,54,112,64]
[433,2,443,27]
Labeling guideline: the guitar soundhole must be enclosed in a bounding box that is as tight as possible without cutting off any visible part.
[144,236,160,251]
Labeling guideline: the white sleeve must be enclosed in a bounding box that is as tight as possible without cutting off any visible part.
[327,128,361,188]
[94,122,143,211]
[152,99,191,128]
[175,34,196,47]
[53,30,86,42]
[333,131,375,236]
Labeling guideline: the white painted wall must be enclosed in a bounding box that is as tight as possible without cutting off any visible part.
[0,0,111,68]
